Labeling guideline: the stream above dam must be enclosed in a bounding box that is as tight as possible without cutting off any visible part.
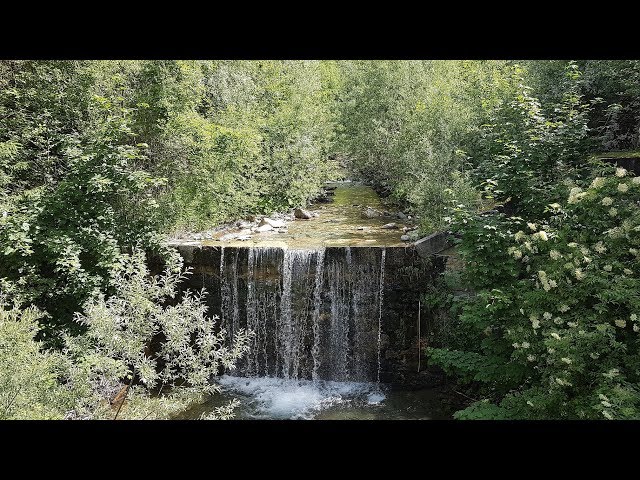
[169,182,417,249]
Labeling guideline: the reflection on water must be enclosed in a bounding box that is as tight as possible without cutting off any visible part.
[177,375,456,420]
[202,182,411,248]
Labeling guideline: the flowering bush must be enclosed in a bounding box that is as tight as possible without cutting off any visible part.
[428,167,640,419]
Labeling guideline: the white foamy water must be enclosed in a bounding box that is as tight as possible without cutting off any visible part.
[367,392,385,404]
[217,375,385,419]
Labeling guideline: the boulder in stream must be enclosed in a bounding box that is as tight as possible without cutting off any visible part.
[381,222,399,229]
[260,217,286,228]
[362,207,382,218]
[294,208,313,219]
[256,224,274,233]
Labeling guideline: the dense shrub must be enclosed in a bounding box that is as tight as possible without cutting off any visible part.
[0,251,251,420]
[427,62,640,419]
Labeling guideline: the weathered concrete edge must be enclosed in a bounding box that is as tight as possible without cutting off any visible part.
[166,236,453,262]
[413,231,452,258]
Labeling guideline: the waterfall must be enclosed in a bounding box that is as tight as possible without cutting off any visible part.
[311,248,325,381]
[231,248,240,341]
[219,246,228,336]
[377,247,386,383]
[279,249,293,378]
[219,246,240,345]
[245,248,257,377]
[327,251,351,381]
[217,246,387,383]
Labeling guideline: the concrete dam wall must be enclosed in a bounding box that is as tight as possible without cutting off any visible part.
[170,242,447,387]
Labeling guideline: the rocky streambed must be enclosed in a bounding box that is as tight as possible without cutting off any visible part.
[168,181,422,248]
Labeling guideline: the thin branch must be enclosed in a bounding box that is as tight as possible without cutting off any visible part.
[454,390,479,403]
[113,370,135,420]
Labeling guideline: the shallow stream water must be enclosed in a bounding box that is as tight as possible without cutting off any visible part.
[202,181,411,248]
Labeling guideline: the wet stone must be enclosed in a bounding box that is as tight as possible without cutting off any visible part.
[363,207,381,219]
[295,208,313,219]
[260,217,286,228]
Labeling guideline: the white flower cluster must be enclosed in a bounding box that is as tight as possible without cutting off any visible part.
[603,368,620,379]
[601,197,613,206]
[555,377,572,387]
[530,314,541,329]
[606,226,623,238]
[549,249,562,260]
[568,187,587,204]
[508,246,523,259]
[616,167,628,177]
[532,231,548,241]
[537,270,557,291]
[618,182,629,193]
[594,242,607,254]
[590,177,605,189]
